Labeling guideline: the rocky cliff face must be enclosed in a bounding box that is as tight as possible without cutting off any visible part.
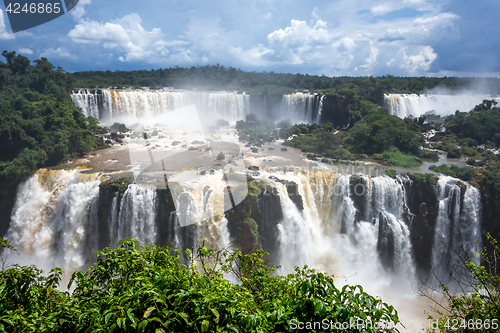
[406,177,439,280]
[0,186,16,239]
[319,94,350,128]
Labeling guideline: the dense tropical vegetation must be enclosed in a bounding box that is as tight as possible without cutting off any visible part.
[0,238,402,332]
[0,51,103,187]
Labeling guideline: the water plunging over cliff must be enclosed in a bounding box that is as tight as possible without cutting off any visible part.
[3,167,482,289]
[71,89,250,124]
[71,89,325,124]
[384,94,500,118]
[280,93,324,124]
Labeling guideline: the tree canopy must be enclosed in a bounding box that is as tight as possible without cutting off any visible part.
[0,51,102,186]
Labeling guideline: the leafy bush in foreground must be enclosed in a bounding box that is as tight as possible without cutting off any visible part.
[0,239,401,332]
[426,233,500,333]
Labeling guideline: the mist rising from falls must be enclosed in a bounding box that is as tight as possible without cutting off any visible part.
[384,94,500,118]
[3,169,101,276]
[270,171,416,286]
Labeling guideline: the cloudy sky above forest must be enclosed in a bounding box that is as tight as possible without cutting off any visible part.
[0,0,498,76]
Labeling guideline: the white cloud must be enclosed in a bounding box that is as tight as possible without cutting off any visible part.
[50,0,462,75]
[371,4,395,16]
[383,12,459,45]
[71,0,92,21]
[18,48,33,55]
[0,9,15,40]
[226,0,456,76]
[268,19,333,46]
[68,13,169,62]
[229,44,274,66]
[40,47,78,60]
[312,7,320,20]
[265,19,336,64]
[369,0,437,17]
[387,46,437,73]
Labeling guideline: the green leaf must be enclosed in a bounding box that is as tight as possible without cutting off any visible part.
[211,308,220,324]
[127,309,137,325]
[138,319,148,333]
[178,312,189,325]
[105,312,113,324]
[144,306,155,318]
[201,319,209,332]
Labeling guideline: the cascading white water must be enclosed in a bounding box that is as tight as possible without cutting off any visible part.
[173,173,232,250]
[384,94,500,118]
[432,176,482,282]
[71,89,250,123]
[281,93,324,123]
[3,166,482,285]
[2,169,101,277]
[2,170,163,277]
[370,176,415,278]
[266,171,415,283]
[110,184,158,246]
[71,89,100,118]
[316,95,324,124]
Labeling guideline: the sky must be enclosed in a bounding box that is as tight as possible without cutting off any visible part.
[0,0,499,77]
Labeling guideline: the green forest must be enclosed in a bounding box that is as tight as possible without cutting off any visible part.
[0,51,104,187]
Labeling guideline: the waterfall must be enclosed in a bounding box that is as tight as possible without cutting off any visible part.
[266,170,481,286]
[281,93,324,123]
[71,89,250,123]
[370,176,414,277]
[173,174,232,250]
[431,176,482,283]
[316,95,324,124]
[2,166,482,292]
[384,93,500,118]
[71,89,100,118]
[266,171,414,284]
[2,171,162,277]
[110,185,158,246]
[2,169,101,277]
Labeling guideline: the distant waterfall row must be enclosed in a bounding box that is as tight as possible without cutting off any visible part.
[384,93,500,118]
[71,89,324,124]
[2,168,481,285]
[71,89,250,123]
